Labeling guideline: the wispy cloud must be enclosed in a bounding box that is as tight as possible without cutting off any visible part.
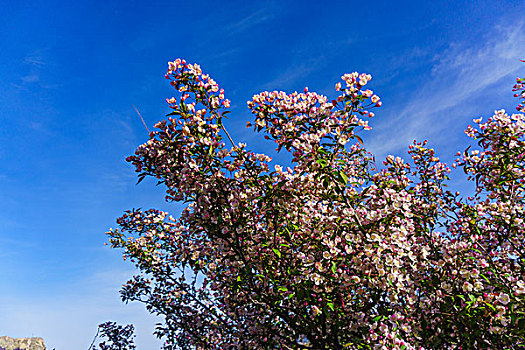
[24,54,46,68]
[13,49,52,90]
[21,73,40,83]
[258,57,324,92]
[366,22,525,159]
[226,4,279,34]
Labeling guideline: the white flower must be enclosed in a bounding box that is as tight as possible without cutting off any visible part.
[515,280,525,295]
[462,281,473,292]
[498,293,510,305]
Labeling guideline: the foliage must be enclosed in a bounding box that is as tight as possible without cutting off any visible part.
[89,322,136,350]
[106,58,525,349]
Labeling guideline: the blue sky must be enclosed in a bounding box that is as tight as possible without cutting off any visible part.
[0,0,523,348]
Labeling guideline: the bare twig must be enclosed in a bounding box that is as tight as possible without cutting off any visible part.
[133,105,150,134]
[221,124,236,147]
[87,327,99,350]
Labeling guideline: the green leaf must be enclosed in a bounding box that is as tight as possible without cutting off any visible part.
[331,261,337,274]
[480,273,490,283]
[339,171,349,185]
[316,159,327,168]
[272,248,281,258]
[484,302,496,312]
[327,302,334,311]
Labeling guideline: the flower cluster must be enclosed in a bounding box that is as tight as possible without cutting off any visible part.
[513,61,525,112]
[106,59,525,349]
[247,71,378,160]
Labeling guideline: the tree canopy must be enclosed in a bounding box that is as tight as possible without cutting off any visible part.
[103,59,525,349]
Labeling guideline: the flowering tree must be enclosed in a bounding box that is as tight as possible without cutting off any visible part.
[106,59,525,349]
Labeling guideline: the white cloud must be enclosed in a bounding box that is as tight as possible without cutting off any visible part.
[366,21,525,159]
[24,54,46,68]
[21,74,40,83]
[225,3,280,34]
[258,56,324,92]
[13,49,53,90]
